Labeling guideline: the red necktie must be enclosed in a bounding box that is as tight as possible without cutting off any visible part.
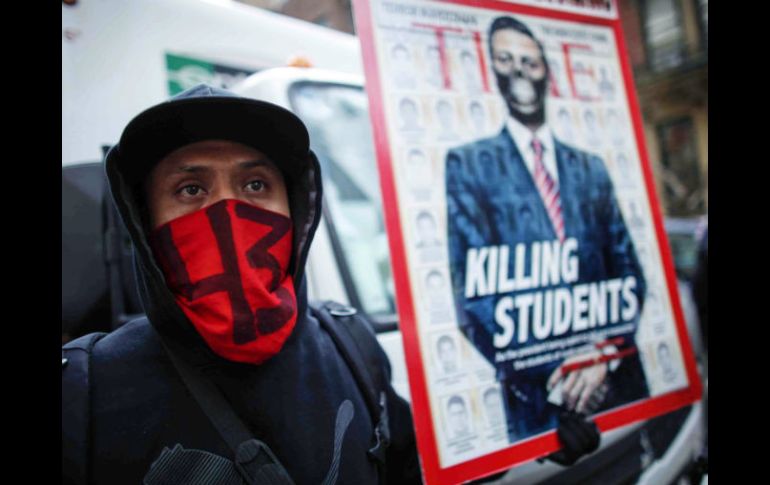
[532,137,566,242]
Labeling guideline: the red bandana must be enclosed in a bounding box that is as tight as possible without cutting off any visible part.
[150,199,297,365]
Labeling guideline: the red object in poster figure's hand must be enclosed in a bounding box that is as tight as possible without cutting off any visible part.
[547,351,608,414]
[547,340,639,414]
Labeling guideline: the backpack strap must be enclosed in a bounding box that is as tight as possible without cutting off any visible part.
[151,317,295,485]
[309,300,392,465]
[62,332,108,485]
[143,440,294,485]
[157,326,253,454]
[62,318,294,485]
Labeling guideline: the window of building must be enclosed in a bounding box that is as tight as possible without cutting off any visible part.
[289,81,397,325]
[642,0,686,71]
[657,118,705,216]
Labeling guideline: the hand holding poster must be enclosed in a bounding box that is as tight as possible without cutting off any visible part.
[351,1,702,482]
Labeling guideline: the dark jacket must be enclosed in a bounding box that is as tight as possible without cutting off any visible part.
[62,102,420,484]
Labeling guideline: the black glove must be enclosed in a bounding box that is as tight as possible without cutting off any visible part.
[544,410,601,466]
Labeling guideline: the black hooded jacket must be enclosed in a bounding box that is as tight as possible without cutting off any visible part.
[62,86,421,485]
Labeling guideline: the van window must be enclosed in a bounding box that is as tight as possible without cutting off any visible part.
[289,82,397,320]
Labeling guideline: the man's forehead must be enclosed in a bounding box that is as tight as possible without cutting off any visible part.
[153,140,280,173]
[491,28,542,55]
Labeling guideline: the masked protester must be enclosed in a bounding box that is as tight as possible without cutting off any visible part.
[445,14,643,451]
[62,85,421,485]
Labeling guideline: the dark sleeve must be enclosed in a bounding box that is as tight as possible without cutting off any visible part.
[591,154,646,314]
[445,148,500,363]
[591,155,650,403]
[384,386,423,485]
[62,333,107,485]
[445,148,476,289]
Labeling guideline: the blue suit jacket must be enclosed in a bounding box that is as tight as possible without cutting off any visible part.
[445,126,648,439]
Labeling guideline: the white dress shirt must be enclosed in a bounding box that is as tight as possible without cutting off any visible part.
[505,116,559,185]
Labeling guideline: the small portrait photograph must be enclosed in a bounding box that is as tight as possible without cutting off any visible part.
[656,341,679,384]
[570,60,597,100]
[388,42,417,90]
[423,44,444,89]
[434,98,459,142]
[424,268,450,306]
[397,96,422,132]
[626,199,646,229]
[481,387,506,429]
[555,106,577,145]
[420,267,454,325]
[458,49,482,93]
[598,65,616,101]
[443,394,474,440]
[414,210,446,263]
[604,108,627,147]
[614,152,636,187]
[582,108,602,149]
[402,147,434,200]
[415,210,441,247]
[435,333,460,375]
[467,100,487,136]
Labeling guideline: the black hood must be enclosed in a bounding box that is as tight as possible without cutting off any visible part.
[104,84,323,366]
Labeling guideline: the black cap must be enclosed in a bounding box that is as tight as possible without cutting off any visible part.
[107,84,310,187]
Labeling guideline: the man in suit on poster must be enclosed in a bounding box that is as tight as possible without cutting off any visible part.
[445,15,649,442]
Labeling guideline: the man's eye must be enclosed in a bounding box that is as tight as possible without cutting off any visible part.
[246,180,266,192]
[179,185,203,196]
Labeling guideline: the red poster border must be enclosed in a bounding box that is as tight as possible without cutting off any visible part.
[351,1,703,483]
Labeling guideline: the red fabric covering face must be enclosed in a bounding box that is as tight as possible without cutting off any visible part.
[150,199,297,365]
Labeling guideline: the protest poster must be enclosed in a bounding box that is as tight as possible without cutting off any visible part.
[351,1,703,482]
